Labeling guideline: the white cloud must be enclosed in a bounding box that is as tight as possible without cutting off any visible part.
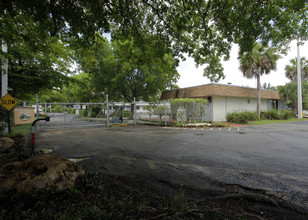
[177,40,308,88]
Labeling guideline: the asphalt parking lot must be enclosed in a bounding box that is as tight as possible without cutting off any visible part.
[36,120,308,212]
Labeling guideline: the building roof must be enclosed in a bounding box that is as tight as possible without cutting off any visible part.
[161,83,281,100]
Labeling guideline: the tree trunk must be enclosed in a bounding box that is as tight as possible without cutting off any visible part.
[257,74,261,119]
[292,101,297,117]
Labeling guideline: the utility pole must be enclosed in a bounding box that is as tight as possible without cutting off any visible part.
[1,40,9,133]
[297,39,303,119]
[1,40,8,97]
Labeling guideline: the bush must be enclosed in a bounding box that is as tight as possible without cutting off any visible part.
[227,110,293,124]
[90,106,103,118]
[280,110,293,120]
[242,111,258,121]
[80,110,88,117]
[226,111,258,124]
[260,110,280,120]
[53,105,63,113]
[68,109,75,114]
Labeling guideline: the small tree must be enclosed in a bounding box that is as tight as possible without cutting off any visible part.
[153,106,167,121]
[170,98,207,123]
[145,106,154,121]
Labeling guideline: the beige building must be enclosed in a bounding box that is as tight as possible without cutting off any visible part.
[161,83,285,121]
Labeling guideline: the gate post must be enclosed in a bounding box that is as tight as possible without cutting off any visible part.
[64,105,66,125]
[106,94,110,127]
[36,94,39,131]
[164,100,167,126]
[87,104,90,121]
[134,97,136,126]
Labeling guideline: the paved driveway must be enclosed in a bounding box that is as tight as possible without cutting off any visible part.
[36,121,308,212]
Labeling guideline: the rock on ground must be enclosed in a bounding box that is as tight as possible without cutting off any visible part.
[0,154,85,195]
[0,137,14,153]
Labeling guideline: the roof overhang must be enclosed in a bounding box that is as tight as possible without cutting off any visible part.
[161,83,281,100]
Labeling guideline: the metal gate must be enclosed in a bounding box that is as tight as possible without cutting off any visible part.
[37,102,108,130]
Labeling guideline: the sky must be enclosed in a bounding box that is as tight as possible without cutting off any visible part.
[177,40,308,89]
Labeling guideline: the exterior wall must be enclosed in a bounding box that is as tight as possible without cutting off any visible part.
[212,96,268,121]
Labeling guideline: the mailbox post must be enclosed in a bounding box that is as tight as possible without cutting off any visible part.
[31,117,50,151]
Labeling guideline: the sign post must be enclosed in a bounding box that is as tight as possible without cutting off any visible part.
[0,94,18,133]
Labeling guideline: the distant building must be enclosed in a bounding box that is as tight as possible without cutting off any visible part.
[161,83,285,121]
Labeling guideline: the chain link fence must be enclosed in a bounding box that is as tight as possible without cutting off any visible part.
[13,95,212,131]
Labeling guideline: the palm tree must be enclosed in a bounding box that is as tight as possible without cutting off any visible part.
[239,43,280,118]
[285,57,308,81]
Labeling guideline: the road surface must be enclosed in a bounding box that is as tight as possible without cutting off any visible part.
[36,120,308,213]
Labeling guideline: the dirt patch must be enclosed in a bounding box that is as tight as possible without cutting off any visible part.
[0,172,306,219]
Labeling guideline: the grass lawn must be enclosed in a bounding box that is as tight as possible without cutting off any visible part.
[9,123,32,136]
[247,118,308,125]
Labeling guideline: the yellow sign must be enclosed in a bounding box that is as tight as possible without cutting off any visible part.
[0,94,18,111]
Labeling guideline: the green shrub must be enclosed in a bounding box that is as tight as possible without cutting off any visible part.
[53,105,63,113]
[80,110,88,117]
[260,110,280,120]
[226,111,258,124]
[153,106,166,121]
[260,111,270,119]
[90,106,103,118]
[280,110,293,120]
[242,111,258,121]
[68,109,75,114]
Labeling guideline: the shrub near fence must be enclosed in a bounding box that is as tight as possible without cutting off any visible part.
[153,106,167,121]
[53,105,63,113]
[90,106,103,118]
[80,110,88,117]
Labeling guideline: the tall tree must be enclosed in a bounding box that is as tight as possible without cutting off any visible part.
[1,1,307,82]
[76,34,179,102]
[0,12,72,100]
[62,72,104,103]
[285,57,308,81]
[239,43,280,118]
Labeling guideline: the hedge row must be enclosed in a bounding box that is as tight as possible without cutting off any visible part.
[226,110,293,124]
[226,111,258,124]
